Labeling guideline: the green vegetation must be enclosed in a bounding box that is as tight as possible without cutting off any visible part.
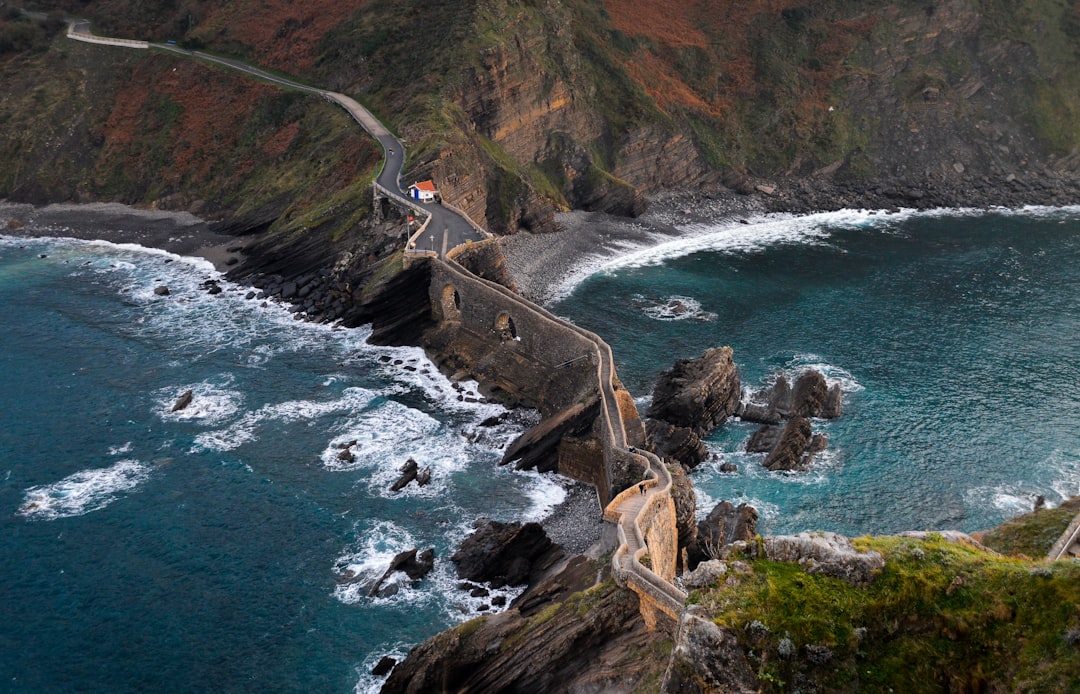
[981,497,1080,558]
[697,535,1080,692]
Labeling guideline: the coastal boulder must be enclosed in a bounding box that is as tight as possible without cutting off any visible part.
[646,419,708,470]
[740,375,790,424]
[390,458,419,491]
[762,417,815,472]
[451,519,564,588]
[790,370,829,418]
[171,389,194,412]
[647,346,741,436]
[690,501,758,567]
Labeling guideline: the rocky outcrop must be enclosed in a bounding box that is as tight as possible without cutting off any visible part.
[382,559,665,692]
[742,369,840,472]
[647,346,741,436]
[451,519,564,588]
[758,417,826,472]
[367,548,435,597]
[646,419,708,470]
[689,502,758,568]
[171,389,194,412]
[662,607,758,694]
[760,532,885,587]
[666,461,699,553]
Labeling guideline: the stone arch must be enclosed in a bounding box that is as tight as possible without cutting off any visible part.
[439,284,461,321]
[495,311,518,343]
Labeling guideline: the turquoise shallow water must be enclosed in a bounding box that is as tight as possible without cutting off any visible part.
[552,208,1080,536]
[0,237,561,693]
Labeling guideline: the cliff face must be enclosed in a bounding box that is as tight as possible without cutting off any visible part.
[19,0,1080,239]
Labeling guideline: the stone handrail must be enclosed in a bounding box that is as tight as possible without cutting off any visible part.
[1047,511,1080,561]
[58,15,686,625]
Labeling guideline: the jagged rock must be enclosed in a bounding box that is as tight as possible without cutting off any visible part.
[154,285,170,296]
[762,532,885,586]
[390,458,419,491]
[679,560,728,590]
[368,548,435,597]
[451,518,563,588]
[739,375,790,424]
[171,389,194,412]
[371,656,396,677]
[790,370,828,418]
[763,416,814,471]
[647,346,741,436]
[415,466,432,486]
[690,502,758,567]
[745,424,783,453]
[646,419,707,470]
[662,608,758,693]
[823,383,843,418]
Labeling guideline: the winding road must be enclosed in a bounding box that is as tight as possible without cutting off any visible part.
[63,17,484,254]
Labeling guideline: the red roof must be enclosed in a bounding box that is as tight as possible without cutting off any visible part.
[412,180,437,192]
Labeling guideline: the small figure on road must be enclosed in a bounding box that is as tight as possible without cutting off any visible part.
[638,482,646,495]
[389,148,394,155]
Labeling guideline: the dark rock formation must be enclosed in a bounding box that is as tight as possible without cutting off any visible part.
[647,346,741,436]
[646,419,708,470]
[171,389,194,412]
[153,285,169,296]
[390,458,419,492]
[823,383,843,419]
[690,501,759,567]
[382,558,662,693]
[746,424,783,454]
[790,370,829,418]
[663,608,759,694]
[740,375,790,424]
[371,656,396,677]
[762,417,814,472]
[451,518,563,588]
[367,548,436,597]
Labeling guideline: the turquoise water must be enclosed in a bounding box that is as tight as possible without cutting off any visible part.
[552,208,1080,536]
[0,237,562,693]
[3,208,1079,691]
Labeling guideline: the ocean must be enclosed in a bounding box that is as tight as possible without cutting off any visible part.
[0,237,558,692]
[2,206,1078,691]
[551,207,1080,537]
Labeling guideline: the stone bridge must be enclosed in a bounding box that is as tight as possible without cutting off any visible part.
[422,243,687,627]
[59,16,687,631]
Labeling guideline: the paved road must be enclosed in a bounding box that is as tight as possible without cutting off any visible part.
[62,18,484,254]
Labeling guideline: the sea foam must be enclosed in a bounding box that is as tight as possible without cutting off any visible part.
[18,459,150,520]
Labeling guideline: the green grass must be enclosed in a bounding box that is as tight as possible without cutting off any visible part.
[698,535,1080,692]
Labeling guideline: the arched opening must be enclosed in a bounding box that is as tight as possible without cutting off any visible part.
[439,284,461,321]
[495,312,518,344]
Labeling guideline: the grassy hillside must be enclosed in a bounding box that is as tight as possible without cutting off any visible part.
[0,13,379,241]
[692,534,1080,692]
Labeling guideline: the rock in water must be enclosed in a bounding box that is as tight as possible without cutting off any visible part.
[171,389,194,412]
[368,547,436,597]
[451,519,563,588]
[647,346,741,436]
[762,416,814,471]
[790,370,829,418]
[371,656,396,677]
[390,458,419,491]
[691,501,758,566]
[822,383,843,418]
[154,285,170,296]
[646,419,707,470]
